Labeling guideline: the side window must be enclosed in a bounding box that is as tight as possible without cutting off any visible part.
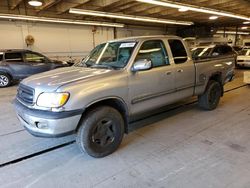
[224,46,233,54]
[168,39,188,64]
[5,53,23,62]
[0,53,3,61]
[136,40,169,68]
[24,52,46,63]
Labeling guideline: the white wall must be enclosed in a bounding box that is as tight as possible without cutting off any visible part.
[0,20,167,61]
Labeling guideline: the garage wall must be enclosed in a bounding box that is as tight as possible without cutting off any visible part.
[0,20,167,62]
[116,25,167,38]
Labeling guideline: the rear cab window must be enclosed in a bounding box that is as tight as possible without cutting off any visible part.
[5,52,23,62]
[168,39,188,64]
[135,40,169,68]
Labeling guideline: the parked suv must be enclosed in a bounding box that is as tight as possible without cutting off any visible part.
[0,49,69,87]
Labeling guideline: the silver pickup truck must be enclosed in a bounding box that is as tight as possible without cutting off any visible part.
[14,35,234,158]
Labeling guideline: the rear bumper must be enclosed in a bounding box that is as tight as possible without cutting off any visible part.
[14,99,83,137]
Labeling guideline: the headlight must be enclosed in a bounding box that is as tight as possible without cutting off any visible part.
[36,92,70,108]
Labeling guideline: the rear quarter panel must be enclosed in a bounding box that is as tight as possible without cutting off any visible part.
[194,55,235,95]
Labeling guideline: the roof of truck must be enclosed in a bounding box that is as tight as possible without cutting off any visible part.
[109,35,181,43]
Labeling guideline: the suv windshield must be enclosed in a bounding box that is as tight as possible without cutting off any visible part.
[191,47,213,58]
[239,49,250,56]
[77,41,137,69]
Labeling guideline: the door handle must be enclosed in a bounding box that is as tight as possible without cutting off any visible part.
[165,71,172,75]
[177,69,183,73]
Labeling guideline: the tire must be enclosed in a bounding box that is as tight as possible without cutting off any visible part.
[76,106,124,158]
[198,80,222,110]
[0,72,11,88]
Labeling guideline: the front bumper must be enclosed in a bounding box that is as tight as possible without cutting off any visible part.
[14,99,83,138]
[237,61,250,67]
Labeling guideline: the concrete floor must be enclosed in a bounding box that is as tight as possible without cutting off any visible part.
[0,69,249,188]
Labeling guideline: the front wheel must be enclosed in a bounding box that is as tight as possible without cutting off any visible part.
[0,72,11,88]
[76,106,124,158]
[198,80,222,110]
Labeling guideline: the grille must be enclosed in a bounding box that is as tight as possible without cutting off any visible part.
[17,84,34,105]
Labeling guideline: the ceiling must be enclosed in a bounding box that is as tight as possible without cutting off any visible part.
[0,0,250,29]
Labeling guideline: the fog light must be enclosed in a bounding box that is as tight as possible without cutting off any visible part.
[36,122,48,129]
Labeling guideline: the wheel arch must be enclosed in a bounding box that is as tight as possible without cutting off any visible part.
[208,72,224,96]
[0,69,13,79]
[77,97,129,133]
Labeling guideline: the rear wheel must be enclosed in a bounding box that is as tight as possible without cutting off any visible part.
[198,80,222,110]
[76,106,124,158]
[0,72,11,88]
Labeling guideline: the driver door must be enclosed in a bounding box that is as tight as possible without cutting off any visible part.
[128,40,176,116]
[23,52,51,74]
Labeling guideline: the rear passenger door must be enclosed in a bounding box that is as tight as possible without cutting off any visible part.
[4,52,32,78]
[168,39,195,98]
[129,40,176,115]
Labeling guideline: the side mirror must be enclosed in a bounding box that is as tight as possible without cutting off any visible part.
[132,59,152,72]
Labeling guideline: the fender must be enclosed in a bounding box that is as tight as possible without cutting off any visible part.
[86,96,129,115]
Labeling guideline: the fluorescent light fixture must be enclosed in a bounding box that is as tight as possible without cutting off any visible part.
[28,0,43,7]
[137,0,250,21]
[241,26,248,30]
[209,16,218,20]
[178,7,188,12]
[69,8,193,25]
[0,14,124,27]
[243,21,250,24]
[216,30,249,35]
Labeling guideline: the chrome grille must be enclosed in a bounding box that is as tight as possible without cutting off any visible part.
[17,84,34,105]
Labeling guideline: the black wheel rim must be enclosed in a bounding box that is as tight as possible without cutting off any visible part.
[91,118,115,147]
[209,86,220,105]
[0,75,9,87]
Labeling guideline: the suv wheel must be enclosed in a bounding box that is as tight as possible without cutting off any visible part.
[0,72,11,88]
[76,106,124,158]
[198,80,222,110]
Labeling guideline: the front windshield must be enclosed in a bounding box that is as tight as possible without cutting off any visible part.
[239,49,250,56]
[77,41,137,69]
[191,47,213,58]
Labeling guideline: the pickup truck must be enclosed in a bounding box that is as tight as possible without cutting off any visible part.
[14,35,235,158]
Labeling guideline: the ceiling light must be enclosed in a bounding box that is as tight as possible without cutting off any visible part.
[137,0,250,21]
[28,0,43,7]
[241,26,248,30]
[0,14,124,27]
[178,7,188,12]
[243,21,250,24]
[209,16,218,20]
[69,8,193,25]
[216,31,249,35]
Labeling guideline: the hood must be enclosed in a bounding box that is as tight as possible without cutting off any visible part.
[237,56,250,60]
[51,59,69,66]
[21,66,115,92]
